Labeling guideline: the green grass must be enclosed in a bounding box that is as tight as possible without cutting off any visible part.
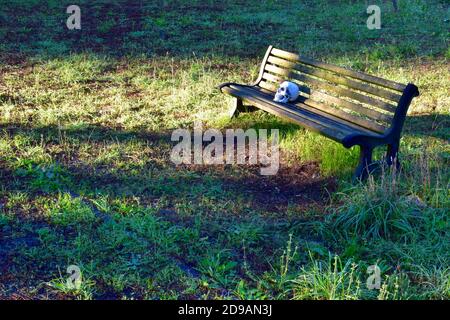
[0,0,449,300]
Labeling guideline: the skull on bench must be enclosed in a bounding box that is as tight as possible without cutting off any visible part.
[273,81,300,103]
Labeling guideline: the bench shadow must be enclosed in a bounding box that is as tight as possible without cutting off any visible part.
[404,114,450,140]
[0,122,334,216]
[1,112,446,216]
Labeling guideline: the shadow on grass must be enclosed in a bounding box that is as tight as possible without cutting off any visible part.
[1,0,447,64]
[1,112,446,217]
[0,121,335,299]
[0,121,336,215]
[404,114,450,140]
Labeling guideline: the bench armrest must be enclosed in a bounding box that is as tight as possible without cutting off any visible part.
[342,132,389,149]
[218,46,275,93]
[217,82,255,92]
[389,83,419,137]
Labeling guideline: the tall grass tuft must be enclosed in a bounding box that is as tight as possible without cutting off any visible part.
[326,152,448,242]
[328,171,421,241]
[291,253,361,300]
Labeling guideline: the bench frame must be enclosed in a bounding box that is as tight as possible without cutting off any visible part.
[219,46,420,180]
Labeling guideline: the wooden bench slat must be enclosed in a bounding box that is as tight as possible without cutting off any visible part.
[267,56,402,102]
[258,80,278,92]
[262,72,311,92]
[309,90,393,124]
[264,64,398,114]
[294,96,387,134]
[270,47,407,92]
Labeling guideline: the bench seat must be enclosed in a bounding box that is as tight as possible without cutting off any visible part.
[220,83,384,145]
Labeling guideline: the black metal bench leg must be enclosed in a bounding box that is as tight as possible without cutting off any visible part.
[229,98,257,119]
[229,98,243,118]
[385,141,401,170]
[353,145,374,181]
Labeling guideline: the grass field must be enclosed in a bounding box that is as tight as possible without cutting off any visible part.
[0,0,449,299]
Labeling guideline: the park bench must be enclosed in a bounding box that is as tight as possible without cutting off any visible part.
[218,46,419,180]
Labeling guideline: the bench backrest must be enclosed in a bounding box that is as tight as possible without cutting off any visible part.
[255,46,419,135]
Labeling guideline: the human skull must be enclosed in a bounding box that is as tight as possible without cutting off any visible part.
[273,81,300,103]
